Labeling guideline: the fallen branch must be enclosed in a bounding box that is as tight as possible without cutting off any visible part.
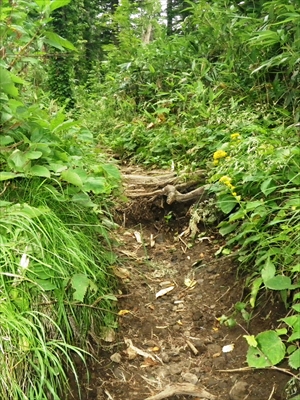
[144,383,216,400]
[217,366,300,381]
[123,170,206,187]
[162,184,210,204]
[123,169,209,203]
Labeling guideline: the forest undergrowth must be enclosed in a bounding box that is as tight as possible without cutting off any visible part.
[0,0,299,398]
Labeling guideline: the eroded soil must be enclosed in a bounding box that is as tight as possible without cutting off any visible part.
[68,196,296,400]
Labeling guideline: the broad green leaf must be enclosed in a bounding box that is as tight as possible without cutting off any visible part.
[292,304,300,312]
[0,67,18,97]
[247,330,285,368]
[275,328,287,336]
[218,222,239,236]
[287,345,297,355]
[293,293,300,301]
[261,258,275,282]
[229,208,246,222]
[280,315,300,329]
[217,193,238,214]
[72,168,88,180]
[61,170,83,187]
[0,112,13,123]
[0,201,13,207]
[50,0,71,11]
[51,119,77,133]
[48,163,67,173]
[35,279,57,291]
[288,348,300,370]
[30,165,51,178]
[0,135,14,146]
[71,274,90,302]
[100,163,121,182]
[285,197,300,208]
[260,178,277,196]
[10,72,27,85]
[8,149,27,170]
[83,177,108,194]
[44,31,77,51]
[264,275,292,290]
[26,150,43,160]
[72,193,95,207]
[287,329,300,342]
[245,201,264,211]
[0,172,22,181]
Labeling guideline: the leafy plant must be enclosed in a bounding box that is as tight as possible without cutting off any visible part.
[0,1,120,398]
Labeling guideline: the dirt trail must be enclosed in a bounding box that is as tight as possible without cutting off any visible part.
[69,169,296,400]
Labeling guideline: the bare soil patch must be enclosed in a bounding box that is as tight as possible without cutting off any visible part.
[68,168,297,400]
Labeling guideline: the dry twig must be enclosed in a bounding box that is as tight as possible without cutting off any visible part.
[144,383,216,400]
[218,366,300,381]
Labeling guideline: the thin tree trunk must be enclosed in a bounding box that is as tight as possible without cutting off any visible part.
[166,0,173,35]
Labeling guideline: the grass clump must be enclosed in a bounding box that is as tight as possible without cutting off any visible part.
[0,197,117,398]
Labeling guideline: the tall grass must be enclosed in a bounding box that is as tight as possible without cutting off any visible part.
[0,182,117,399]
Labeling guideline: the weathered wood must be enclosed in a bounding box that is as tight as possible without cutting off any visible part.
[144,383,217,400]
[123,169,209,203]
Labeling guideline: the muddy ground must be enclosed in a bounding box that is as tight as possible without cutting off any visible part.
[68,194,298,400]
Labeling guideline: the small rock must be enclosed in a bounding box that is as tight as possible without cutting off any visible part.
[207,264,218,273]
[207,377,219,387]
[172,324,181,331]
[110,352,122,363]
[206,343,222,355]
[161,352,170,363]
[229,380,249,400]
[192,311,204,321]
[212,356,226,369]
[168,362,184,375]
[181,372,198,385]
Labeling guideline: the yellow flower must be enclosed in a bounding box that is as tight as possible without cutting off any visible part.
[213,150,227,160]
[213,160,219,166]
[219,176,232,184]
[230,133,241,140]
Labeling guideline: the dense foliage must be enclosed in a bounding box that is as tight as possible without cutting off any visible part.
[0,0,119,398]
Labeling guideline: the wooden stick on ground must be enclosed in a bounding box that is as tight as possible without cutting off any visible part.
[144,383,217,400]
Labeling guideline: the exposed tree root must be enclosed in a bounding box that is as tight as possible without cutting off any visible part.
[144,383,217,400]
[123,169,209,204]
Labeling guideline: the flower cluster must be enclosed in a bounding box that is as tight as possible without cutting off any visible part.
[219,175,235,191]
[213,150,227,165]
[213,150,227,160]
[230,133,241,140]
[219,176,241,201]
